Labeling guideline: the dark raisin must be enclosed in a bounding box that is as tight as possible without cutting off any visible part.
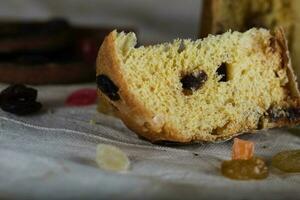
[267,108,283,122]
[0,84,42,115]
[181,70,208,92]
[216,63,227,82]
[1,100,42,115]
[0,84,37,103]
[96,75,120,101]
[267,107,300,122]
[287,108,300,121]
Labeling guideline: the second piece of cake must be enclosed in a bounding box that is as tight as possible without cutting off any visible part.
[200,0,300,82]
[96,28,300,143]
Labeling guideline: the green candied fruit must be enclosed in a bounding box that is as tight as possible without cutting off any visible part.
[272,150,300,173]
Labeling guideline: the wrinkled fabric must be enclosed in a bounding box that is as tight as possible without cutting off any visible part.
[0,83,299,200]
[0,0,299,199]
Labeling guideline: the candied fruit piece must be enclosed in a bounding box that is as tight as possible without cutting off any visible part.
[221,157,269,180]
[232,138,254,160]
[96,144,130,172]
[65,88,97,106]
[272,150,300,173]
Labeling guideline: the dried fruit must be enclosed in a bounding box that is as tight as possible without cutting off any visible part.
[232,138,254,160]
[0,100,41,115]
[65,88,97,106]
[221,157,269,180]
[96,144,130,172]
[0,84,37,102]
[221,138,268,180]
[0,84,42,115]
[267,107,300,122]
[272,149,300,173]
[216,63,227,82]
[287,108,300,121]
[96,75,120,101]
[181,70,208,92]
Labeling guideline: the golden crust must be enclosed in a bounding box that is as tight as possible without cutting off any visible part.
[96,32,202,142]
[259,28,300,129]
[97,30,300,143]
[273,28,300,97]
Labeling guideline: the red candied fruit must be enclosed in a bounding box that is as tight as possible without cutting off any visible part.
[65,88,97,106]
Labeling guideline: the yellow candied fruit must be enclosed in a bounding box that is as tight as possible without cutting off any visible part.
[221,157,268,180]
[96,144,130,172]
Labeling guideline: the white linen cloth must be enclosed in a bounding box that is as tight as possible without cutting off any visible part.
[0,0,299,199]
[0,84,300,200]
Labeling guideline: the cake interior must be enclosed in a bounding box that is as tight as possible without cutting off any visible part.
[114,29,289,138]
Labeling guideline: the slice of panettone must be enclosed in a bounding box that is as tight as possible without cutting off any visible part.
[96,28,300,143]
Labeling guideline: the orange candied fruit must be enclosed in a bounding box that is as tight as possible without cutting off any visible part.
[232,138,254,160]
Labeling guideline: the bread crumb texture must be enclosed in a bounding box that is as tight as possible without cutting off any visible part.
[97,28,300,142]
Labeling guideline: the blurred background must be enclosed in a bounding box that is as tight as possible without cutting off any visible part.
[0,0,298,85]
[0,0,202,85]
[0,0,202,44]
